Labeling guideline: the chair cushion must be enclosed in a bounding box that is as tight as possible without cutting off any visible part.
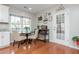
[28,35,36,39]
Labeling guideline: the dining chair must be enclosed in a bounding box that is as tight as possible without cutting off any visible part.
[28,29,38,44]
[11,31,26,48]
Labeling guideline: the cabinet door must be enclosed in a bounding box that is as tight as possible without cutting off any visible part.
[0,33,2,47]
[2,32,10,46]
[0,5,9,22]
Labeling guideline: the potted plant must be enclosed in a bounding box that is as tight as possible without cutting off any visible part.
[72,36,79,45]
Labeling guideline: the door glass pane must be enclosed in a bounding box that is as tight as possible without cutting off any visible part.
[56,14,65,40]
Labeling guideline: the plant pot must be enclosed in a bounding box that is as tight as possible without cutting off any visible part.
[76,41,79,45]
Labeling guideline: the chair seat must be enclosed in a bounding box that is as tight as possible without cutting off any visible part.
[28,35,36,39]
[11,31,26,48]
[15,36,26,41]
[28,29,38,40]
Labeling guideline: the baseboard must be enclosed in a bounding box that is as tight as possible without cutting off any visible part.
[0,44,10,48]
[50,40,79,50]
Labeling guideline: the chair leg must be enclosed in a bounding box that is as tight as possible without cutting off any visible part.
[13,40,15,46]
[26,39,28,45]
[28,39,32,44]
[18,41,21,48]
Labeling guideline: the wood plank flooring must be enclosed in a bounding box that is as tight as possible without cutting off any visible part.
[0,40,79,54]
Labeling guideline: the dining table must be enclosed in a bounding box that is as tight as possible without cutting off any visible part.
[20,32,32,44]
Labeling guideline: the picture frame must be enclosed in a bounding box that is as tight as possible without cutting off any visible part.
[38,16,42,21]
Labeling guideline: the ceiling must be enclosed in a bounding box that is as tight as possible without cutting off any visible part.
[5,4,56,14]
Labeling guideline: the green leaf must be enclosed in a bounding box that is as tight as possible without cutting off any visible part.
[72,36,79,41]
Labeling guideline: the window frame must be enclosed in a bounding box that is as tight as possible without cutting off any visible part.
[10,14,31,33]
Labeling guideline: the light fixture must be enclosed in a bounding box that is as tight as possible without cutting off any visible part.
[24,6,32,10]
[24,6,28,9]
[28,7,32,10]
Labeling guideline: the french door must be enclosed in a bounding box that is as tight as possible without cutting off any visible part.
[53,11,65,40]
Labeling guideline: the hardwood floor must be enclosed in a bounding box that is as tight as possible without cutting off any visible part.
[0,40,79,54]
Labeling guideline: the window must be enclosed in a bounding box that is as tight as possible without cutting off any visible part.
[22,18,31,33]
[10,15,31,33]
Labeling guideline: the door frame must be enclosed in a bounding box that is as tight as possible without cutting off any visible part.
[53,10,65,40]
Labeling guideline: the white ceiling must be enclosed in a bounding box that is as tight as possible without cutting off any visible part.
[5,4,56,14]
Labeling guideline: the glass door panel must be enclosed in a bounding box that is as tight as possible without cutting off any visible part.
[56,13,65,40]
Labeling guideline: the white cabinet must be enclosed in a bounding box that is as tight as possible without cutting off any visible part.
[0,32,10,48]
[0,5,9,22]
[0,37,2,47]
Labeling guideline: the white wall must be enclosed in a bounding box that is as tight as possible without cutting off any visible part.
[36,7,55,41]
[63,5,79,47]
[65,5,79,39]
